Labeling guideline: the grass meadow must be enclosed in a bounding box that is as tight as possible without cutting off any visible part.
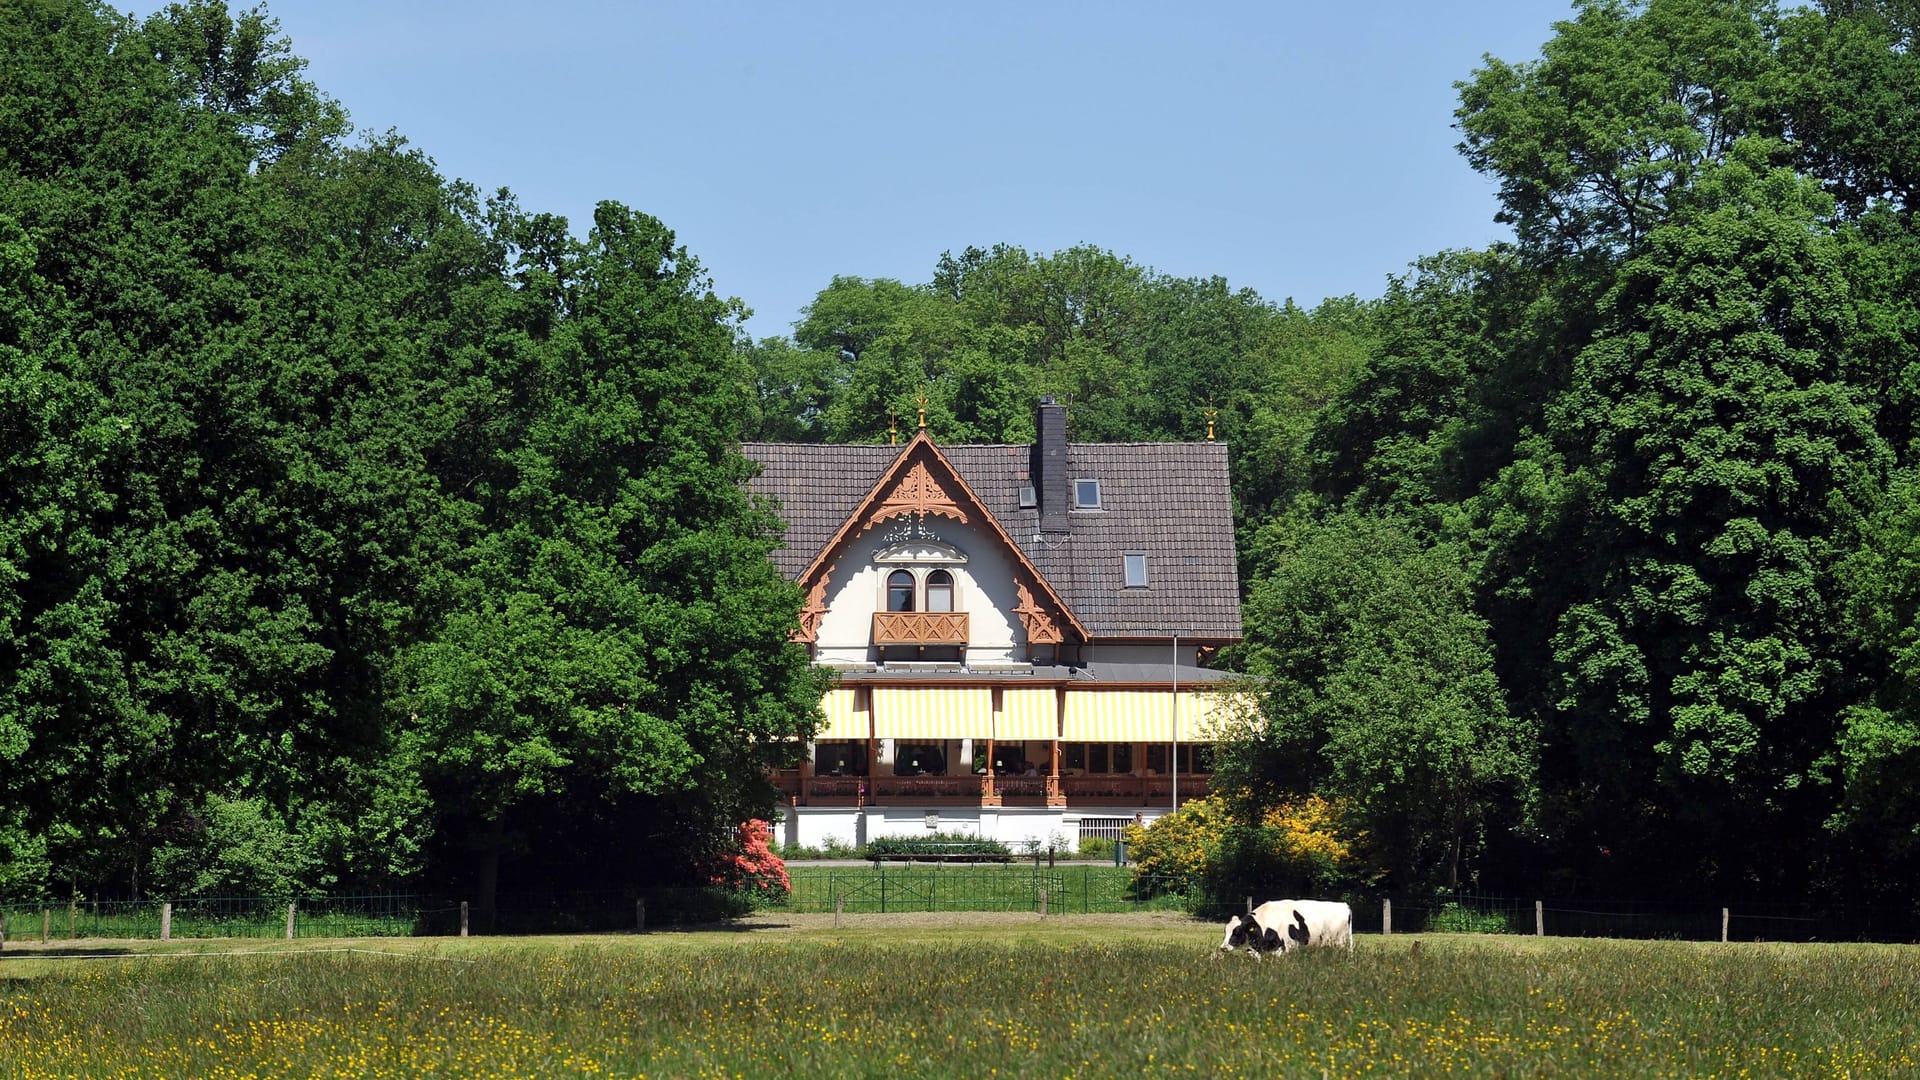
[2,914,1915,1078]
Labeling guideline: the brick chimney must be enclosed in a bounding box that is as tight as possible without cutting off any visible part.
[1034,397,1069,534]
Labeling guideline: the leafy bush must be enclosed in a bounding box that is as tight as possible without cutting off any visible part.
[1079,837,1117,860]
[1123,796,1230,898]
[146,795,318,898]
[778,835,861,861]
[1126,794,1366,916]
[865,833,1012,857]
[1195,796,1365,915]
[1429,901,1514,934]
[710,820,790,903]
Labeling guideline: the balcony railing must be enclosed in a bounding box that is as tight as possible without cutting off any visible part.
[774,772,1209,808]
[872,611,969,645]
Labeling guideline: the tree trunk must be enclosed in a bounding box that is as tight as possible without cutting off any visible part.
[475,813,505,934]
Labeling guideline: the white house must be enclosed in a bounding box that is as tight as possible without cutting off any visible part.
[743,398,1244,851]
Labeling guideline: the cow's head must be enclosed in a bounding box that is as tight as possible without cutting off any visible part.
[1218,914,1250,952]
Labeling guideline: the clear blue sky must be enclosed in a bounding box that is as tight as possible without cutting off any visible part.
[193,1,1574,340]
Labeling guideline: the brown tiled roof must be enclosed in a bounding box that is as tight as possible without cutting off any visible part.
[741,440,1242,641]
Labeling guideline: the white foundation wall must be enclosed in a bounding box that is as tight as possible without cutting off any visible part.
[779,805,1173,853]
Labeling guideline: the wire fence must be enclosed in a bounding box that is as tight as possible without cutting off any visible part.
[0,895,427,942]
[4,876,1914,942]
[1340,891,1920,943]
[775,866,1189,915]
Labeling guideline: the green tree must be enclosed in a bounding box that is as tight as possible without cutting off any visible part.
[1456,0,1782,258]
[1221,511,1531,893]
[1830,465,1920,897]
[1531,147,1888,891]
[388,203,825,926]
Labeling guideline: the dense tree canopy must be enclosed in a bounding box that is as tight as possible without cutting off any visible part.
[0,0,821,906]
[6,0,1918,914]
[1261,0,1920,899]
[738,0,1920,905]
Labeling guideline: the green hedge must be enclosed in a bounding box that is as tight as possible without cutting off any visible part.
[863,833,1014,857]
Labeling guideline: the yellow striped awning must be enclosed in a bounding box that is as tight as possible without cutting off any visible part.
[1062,689,1234,742]
[995,688,1058,741]
[1062,690,1169,742]
[1179,689,1255,740]
[871,686,992,740]
[817,688,868,739]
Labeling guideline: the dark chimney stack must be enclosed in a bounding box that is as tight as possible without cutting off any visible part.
[1035,396,1069,534]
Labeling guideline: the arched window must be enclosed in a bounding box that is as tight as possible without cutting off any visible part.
[925,569,954,612]
[886,569,916,612]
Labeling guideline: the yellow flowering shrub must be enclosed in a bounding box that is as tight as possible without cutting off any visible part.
[1127,793,1364,914]
[1123,795,1231,896]
[1260,794,1361,882]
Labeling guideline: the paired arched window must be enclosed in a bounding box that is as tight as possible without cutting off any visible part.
[885,568,957,612]
[887,569,916,612]
[926,570,954,612]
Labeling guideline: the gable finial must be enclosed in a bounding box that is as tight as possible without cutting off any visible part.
[1204,399,1218,442]
[916,393,928,433]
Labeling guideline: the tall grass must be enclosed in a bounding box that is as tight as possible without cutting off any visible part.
[4,929,1915,1077]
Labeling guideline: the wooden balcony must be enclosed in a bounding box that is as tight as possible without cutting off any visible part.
[872,611,968,645]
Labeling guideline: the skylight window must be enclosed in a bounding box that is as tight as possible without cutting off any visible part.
[1074,478,1102,509]
[1123,552,1148,588]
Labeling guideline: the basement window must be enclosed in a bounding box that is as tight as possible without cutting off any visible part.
[1074,478,1102,509]
[1123,552,1148,588]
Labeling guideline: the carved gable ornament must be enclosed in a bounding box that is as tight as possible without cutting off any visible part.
[866,458,969,529]
[792,431,1087,648]
[1014,580,1064,645]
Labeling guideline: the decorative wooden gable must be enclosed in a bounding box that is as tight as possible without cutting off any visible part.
[790,430,1083,646]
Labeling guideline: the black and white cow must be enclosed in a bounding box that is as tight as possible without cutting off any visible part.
[1217,899,1353,958]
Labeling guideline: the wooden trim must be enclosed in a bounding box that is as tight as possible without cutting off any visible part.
[872,611,970,645]
[790,431,1087,643]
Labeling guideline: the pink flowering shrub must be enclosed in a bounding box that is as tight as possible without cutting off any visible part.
[711,819,791,902]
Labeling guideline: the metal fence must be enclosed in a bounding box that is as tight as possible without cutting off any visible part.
[8,880,1913,941]
[0,894,424,941]
[776,866,1186,915]
[1338,891,1920,943]
[1076,817,1134,843]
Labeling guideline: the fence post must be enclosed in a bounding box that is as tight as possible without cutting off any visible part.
[1383,898,1392,936]
[635,899,646,932]
[286,902,296,940]
[68,900,75,939]
[1246,896,1253,914]
[1039,887,1049,917]
[1534,900,1544,937]
[460,901,469,938]
[42,907,50,943]
[834,895,843,929]
[160,902,172,942]
[1721,907,1729,943]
